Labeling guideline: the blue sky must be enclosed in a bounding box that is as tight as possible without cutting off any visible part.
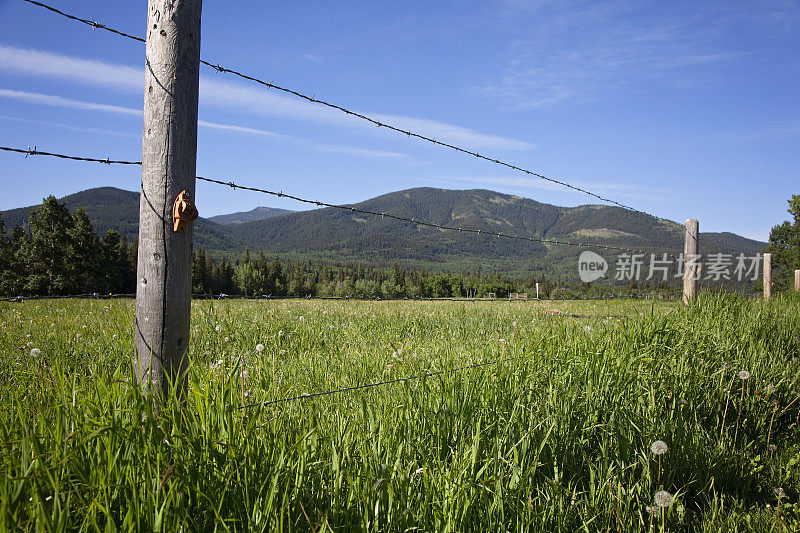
[0,0,797,241]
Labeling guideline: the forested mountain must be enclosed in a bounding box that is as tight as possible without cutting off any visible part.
[1,186,765,276]
[1,187,242,251]
[208,206,295,224]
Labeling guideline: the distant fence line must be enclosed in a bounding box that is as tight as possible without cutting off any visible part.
[1,290,692,304]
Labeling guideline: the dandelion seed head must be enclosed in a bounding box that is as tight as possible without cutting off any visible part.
[255,343,264,352]
[215,325,221,332]
[651,440,668,455]
[738,370,750,381]
[769,444,777,452]
[645,505,659,515]
[584,325,592,333]
[654,490,673,508]
[30,348,40,358]
[774,487,786,499]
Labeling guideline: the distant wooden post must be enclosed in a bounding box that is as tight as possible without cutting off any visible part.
[795,269,800,291]
[135,0,202,402]
[535,282,540,300]
[683,219,699,304]
[763,253,772,300]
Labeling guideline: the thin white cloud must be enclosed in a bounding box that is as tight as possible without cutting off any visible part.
[371,113,535,151]
[0,114,135,137]
[196,120,289,139]
[0,45,142,90]
[0,88,412,160]
[0,88,140,115]
[0,44,534,151]
[313,144,407,159]
[477,0,799,108]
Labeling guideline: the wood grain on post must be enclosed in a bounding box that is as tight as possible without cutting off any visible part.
[795,269,800,291]
[135,0,202,401]
[763,253,772,300]
[683,219,699,304]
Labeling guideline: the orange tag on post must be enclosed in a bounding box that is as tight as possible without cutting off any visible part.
[172,190,198,233]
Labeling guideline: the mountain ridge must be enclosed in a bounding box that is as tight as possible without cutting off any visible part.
[1,186,765,275]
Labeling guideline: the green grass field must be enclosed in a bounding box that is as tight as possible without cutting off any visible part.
[1,293,799,531]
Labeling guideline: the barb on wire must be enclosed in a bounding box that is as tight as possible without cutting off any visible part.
[0,144,669,253]
[234,356,524,410]
[22,0,646,214]
[20,0,145,42]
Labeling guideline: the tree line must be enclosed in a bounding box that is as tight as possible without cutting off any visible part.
[8,193,786,299]
[0,195,567,298]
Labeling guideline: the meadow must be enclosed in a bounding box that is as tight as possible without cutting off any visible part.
[0,293,798,531]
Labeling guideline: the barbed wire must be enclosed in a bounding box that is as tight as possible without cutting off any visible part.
[19,0,647,214]
[194,175,668,253]
[234,355,525,410]
[18,0,757,254]
[0,145,140,165]
[0,144,673,253]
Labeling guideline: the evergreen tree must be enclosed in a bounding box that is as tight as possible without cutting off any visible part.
[68,209,101,293]
[98,230,134,294]
[118,235,135,293]
[192,248,210,293]
[23,196,73,295]
[766,194,800,290]
[233,261,266,295]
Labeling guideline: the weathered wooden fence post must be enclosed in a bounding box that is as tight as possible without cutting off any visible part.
[763,253,772,300]
[795,269,799,292]
[683,219,699,304]
[135,0,202,402]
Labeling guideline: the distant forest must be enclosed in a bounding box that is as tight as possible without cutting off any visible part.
[0,195,673,299]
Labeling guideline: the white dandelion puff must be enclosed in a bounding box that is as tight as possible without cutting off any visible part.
[654,490,673,508]
[774,487,786,499]
[651,440,668,455]
[30,348,40,358]
[584,325,592,333]
[738,370,750,381]
[255,343,264,352]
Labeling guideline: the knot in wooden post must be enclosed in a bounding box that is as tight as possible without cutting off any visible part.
[172,190,198,233]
